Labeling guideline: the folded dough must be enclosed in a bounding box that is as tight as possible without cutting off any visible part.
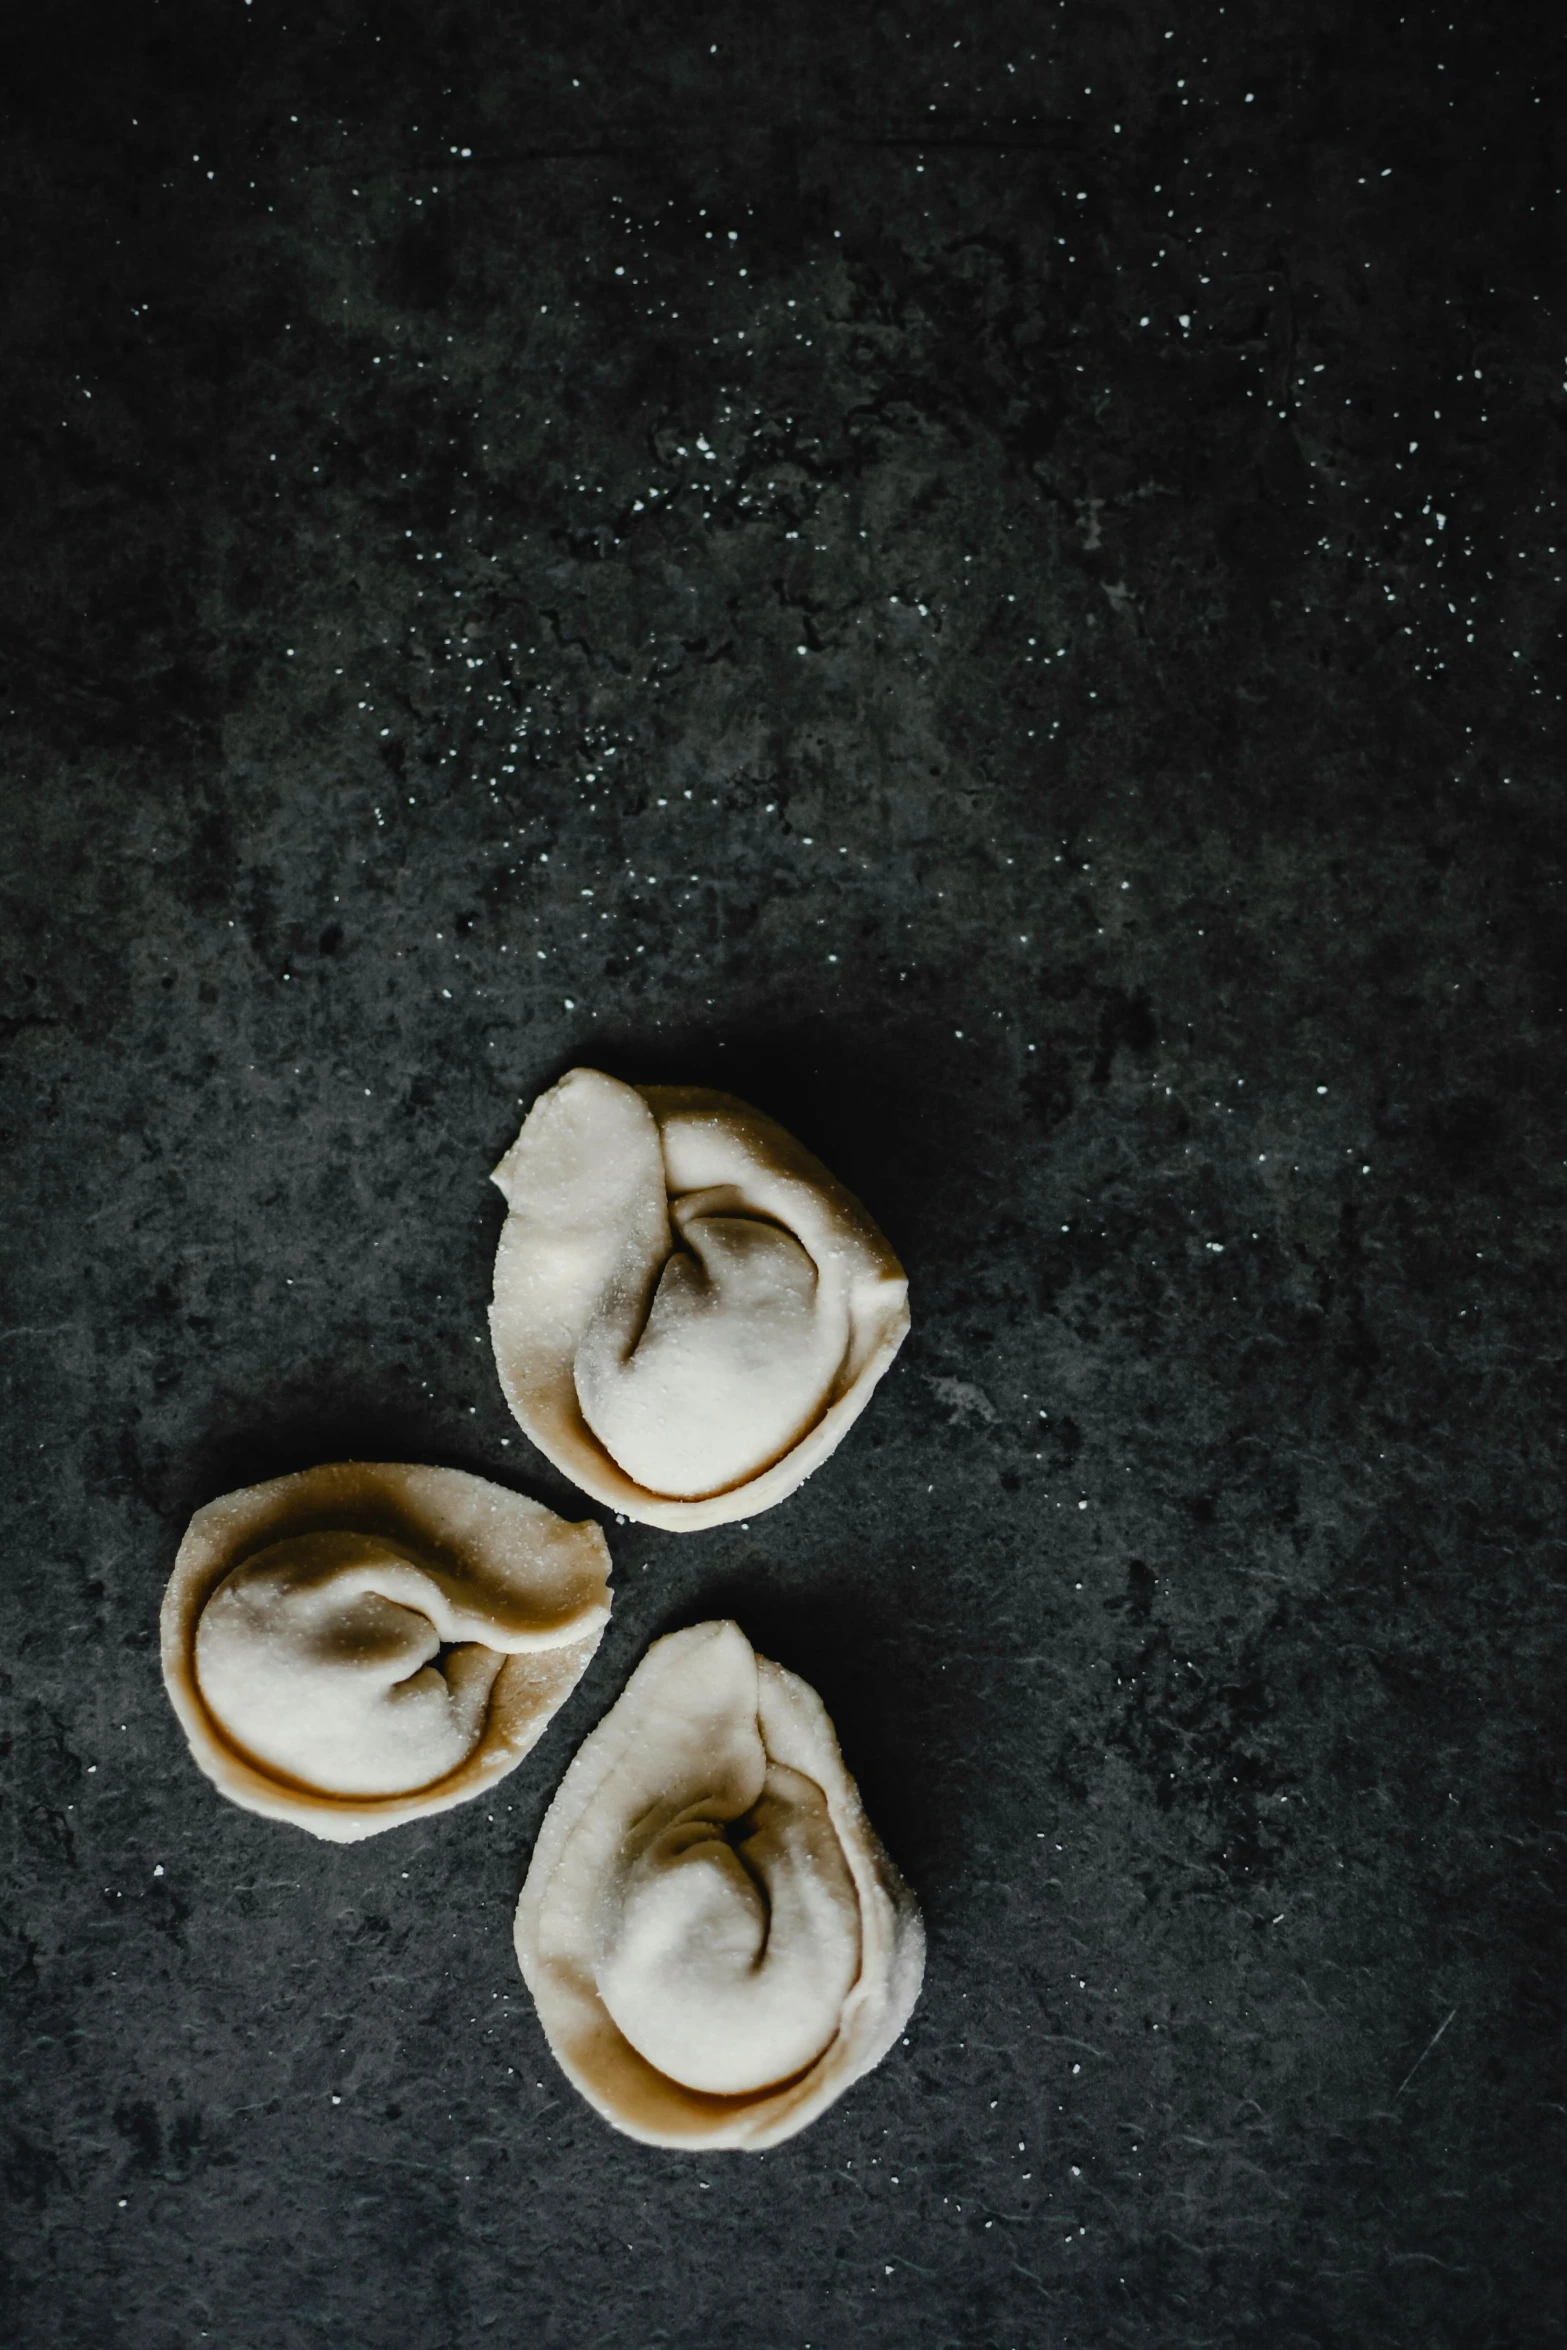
[160,1462,611,1842]
[488,1070,910,1529]
[514,1620,925,2149]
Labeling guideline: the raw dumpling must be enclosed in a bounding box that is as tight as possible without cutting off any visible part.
[160,1461,611,1842]
[488,1069,910,1529]
[514,1620,924,2149]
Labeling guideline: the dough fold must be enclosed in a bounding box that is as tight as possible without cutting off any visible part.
[160,1462,611,1842]
[514,1620,925,2149]
[488,1070,910,1529]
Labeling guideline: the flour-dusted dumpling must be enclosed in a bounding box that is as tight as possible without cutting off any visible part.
[161,1462,611,1842]
[488,1070,910,1529]
[514,1620,924,2149]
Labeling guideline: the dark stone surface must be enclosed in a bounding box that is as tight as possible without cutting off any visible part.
[1,4,1562,2345]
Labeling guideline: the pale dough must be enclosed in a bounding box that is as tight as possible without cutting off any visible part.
[160,1462,611,1842]
[514,1619,925,2149]
[488,1070,910,1529]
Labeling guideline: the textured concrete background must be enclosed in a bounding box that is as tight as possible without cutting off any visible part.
[2,3,1563,2345]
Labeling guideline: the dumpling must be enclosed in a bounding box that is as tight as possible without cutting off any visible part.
[514,1619,925,2148]
[488,1070,910,1529]
[160,1461,611,1842]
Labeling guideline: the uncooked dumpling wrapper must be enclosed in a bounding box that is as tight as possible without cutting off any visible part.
[514,1620,925,2149]
[488,1070,910,1529]
[161,1462,611,1842]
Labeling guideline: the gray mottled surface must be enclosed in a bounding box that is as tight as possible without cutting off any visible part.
[2,3,1563,2345]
